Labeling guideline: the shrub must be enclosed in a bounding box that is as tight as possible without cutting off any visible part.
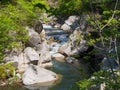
[0,0,50,62]
[0,62,15,79]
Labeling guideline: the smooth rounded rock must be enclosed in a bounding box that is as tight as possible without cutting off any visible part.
[52,53,65,61]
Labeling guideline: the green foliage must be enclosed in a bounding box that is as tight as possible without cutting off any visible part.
[49,0,120,16]
[117,47,120,59]
[32,0,50,11]
[83,56,91,61]
[71,54,80,59]
[0,0,14,4]
[0,0,49,62]
[50,0,83,16]
[7,75,20,84]
[77,70,120,90]
[86,9,120,46]
[77,1,120,90]
[77,79,93,90]
[0,62,15,79]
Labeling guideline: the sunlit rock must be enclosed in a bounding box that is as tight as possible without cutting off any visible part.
[22,65,58,85]
[61,24,71,31]
[18,53,29,73]
[36,41,51,66]
[61,15,80,32]
[24,47,40,61]
[52,53,65,61]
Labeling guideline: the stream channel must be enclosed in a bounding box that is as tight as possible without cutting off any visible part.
[0,26,81,90]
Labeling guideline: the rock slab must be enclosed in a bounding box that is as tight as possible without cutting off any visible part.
[22,65,58,85]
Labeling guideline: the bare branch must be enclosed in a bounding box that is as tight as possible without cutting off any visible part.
[100,0,119,31]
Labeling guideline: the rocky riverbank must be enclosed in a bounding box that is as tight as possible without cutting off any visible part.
[3,21,59,86]
[1,14,118,89]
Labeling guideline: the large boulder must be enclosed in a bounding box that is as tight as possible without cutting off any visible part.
[27,27,41,47]
[58,29,88,56]
[61,16,80,32]
[58,40,87,56]
[34,21,43,34]
[18,47,40,72]
[58,42,72,56]
[22,65,58,85]
[36,41,51,66]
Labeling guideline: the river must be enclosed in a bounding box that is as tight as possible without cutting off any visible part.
[0,26,81,90]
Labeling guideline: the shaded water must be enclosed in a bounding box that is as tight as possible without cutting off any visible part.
[0,60,81,90]
[49,60,80,90]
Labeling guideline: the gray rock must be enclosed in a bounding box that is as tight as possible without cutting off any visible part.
[65,16,79,26]
[18,53,29,73]
[24,47,40,61]
[17,47,40,72]
[61,15,80,32]
[58,41,87,56]
[61,24,71,31]
[4,55,19,63]
[66,57,80,66]
[22,65,58,85]
[69,28,82,41]
[36,41,51,65]
[27,27,41,47]
[58,29,87,56]
[66,57,75,63]
[101,57,118,70]
[34,21,43,34]
[58,42,72,56]
[58,40,88,56]
[4,46,22,62]
[74,39,88,53]
[39,62,53,68]
[79,14,88,30]
[40,29,46,41]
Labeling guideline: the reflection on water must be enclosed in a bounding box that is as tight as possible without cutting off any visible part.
[0,60,81,90]
[49,60,80,90]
